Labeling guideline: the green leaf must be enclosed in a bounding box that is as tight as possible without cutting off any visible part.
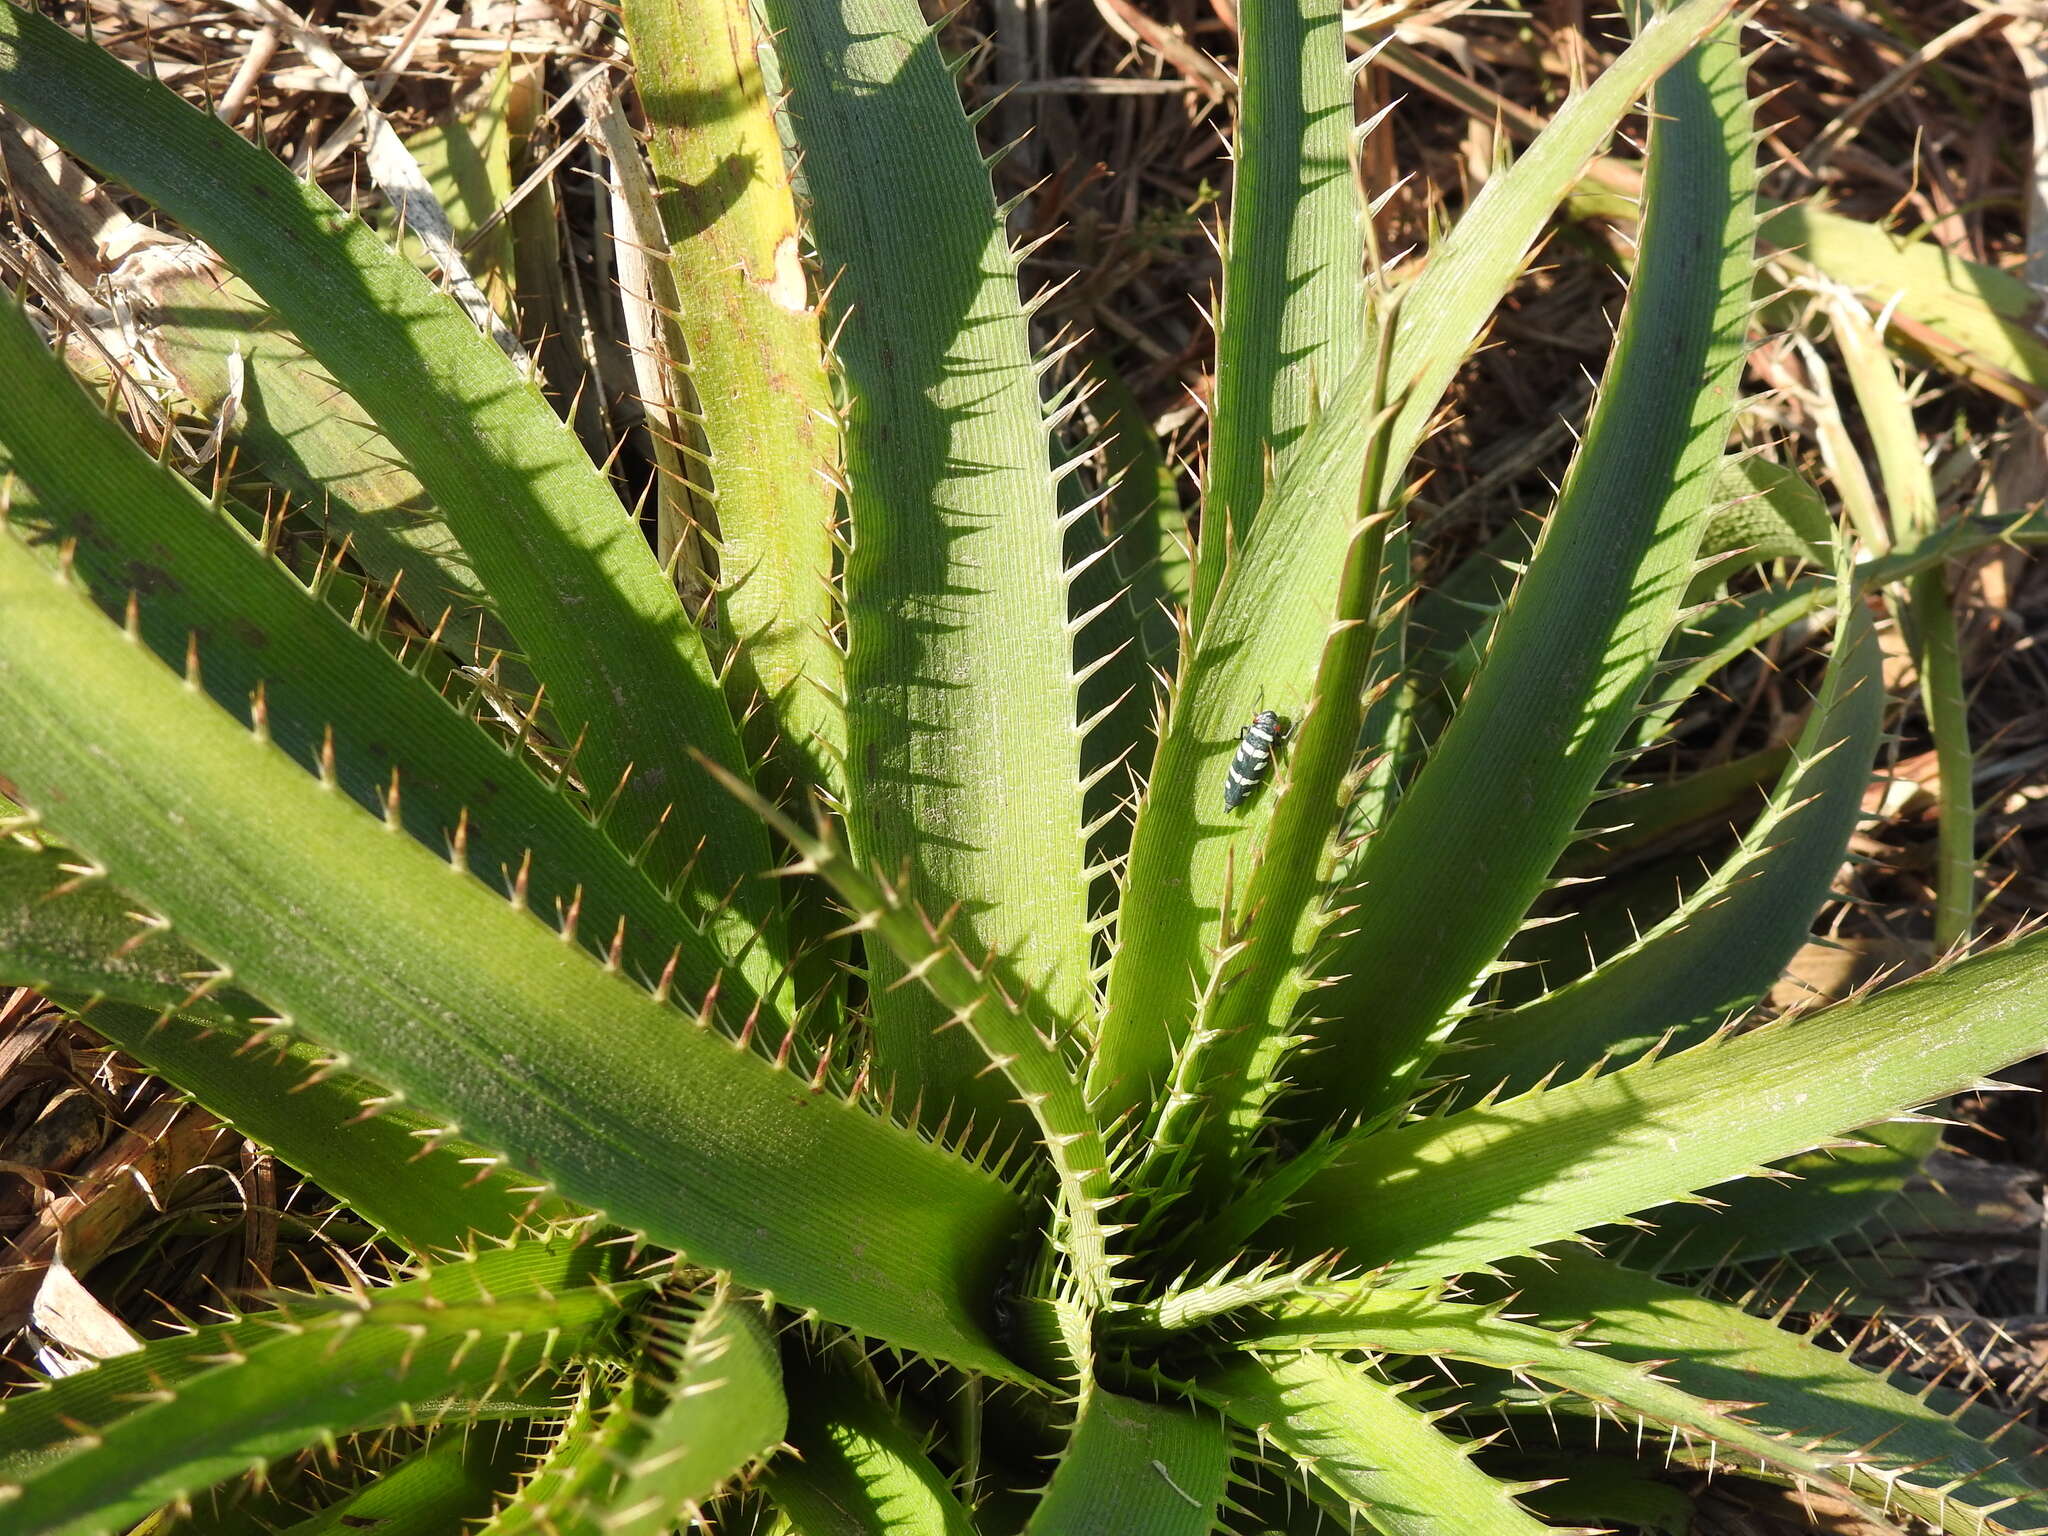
[1692,454,1832,590]
[1825,289,1976,946]
[1091,0,1740,1119]
[0,835,560,1252]
[0,5,773,914]
[1505,1254,2048,1533]
[1025,1389,1230,1536]
[0,1239,628,1536]
[129,260,521,679]
[0,286,760,1019]
[763,1358,975,1536]
[1449,561,1883,1100]
[1193,1350,1550,1534]
[1241,1283,1977,1531]
[275,1431,521,1536]
[1195,0,1363,623]
[620,0,845,803]
[91,998,562,1255]
[1627,1118,1940,1271]
[761,0,1095,1134]
[1272,930,2048,1286]
[0,523,1025,1376]
[486,1287,785,1533]
[474,1377,620,1536]
[1299,11,1758,1121]
[1762,200,2048,402]
[601,1291,786,1531]
[701,769,1113,1313]
[1136,347,1398,1210]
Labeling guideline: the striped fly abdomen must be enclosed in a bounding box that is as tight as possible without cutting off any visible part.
[1223,709,1285,810]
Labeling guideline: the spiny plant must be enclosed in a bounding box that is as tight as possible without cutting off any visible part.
[0,0,2045,1531]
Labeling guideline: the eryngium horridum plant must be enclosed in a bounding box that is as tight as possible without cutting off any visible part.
[0,0,2044,1530]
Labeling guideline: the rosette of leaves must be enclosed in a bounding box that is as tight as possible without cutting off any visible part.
[0,0,2044,1531]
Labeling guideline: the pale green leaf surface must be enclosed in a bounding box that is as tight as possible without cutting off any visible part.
[1025,1388,1230,1536]
[1276,931,2048,1285]
[1195,1350,1551,1535]
[1763,201,2048,399]
[1196,0,1363,622]
[763,0,1094,1134]
[0,5,771,914]
[1301,13,1757,1120]
[0,289,758,1016]
[0,835,561,1252]
[1145,427,1396,1208]
[621,0,845,801]
[0,527,1025,1376]
[130,261,520,673]
[1092,0,1739,1118]
[518,1290,786,1536]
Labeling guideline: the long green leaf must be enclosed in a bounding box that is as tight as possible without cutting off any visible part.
[474,1377,621,1536]
[1195,0,1363,623]
[620,0,845,801]
[1273,930,2048,1285]
[0,526,1025,1376]
[703,771,1114,1311]
[1091,0,1738,1118]
[0,1238,614,1470]
[487,1288,785,1534]
[1763,200,2048,400]
[0,287,762,1017]
[131,260,520,676]
[0,1240,626,1536]
[1450,562,1882,1100]
[1506,1255,2048,1533]
[601,1292,785,1530]
[0,836,563,1252]
[277,1432,520,1536]
[763,1359,975,1536]
[1626,1118,1940,1271]
[1140,370,1397,1210]
[1026,1389,1230,1536]
[0,4,771,914]
[1827,290,1976,947]
[1241,1284,2023,1536]
[760,0,1095,1133]
[1300,12,1758,1120]
[1194,1351,1550,1535]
